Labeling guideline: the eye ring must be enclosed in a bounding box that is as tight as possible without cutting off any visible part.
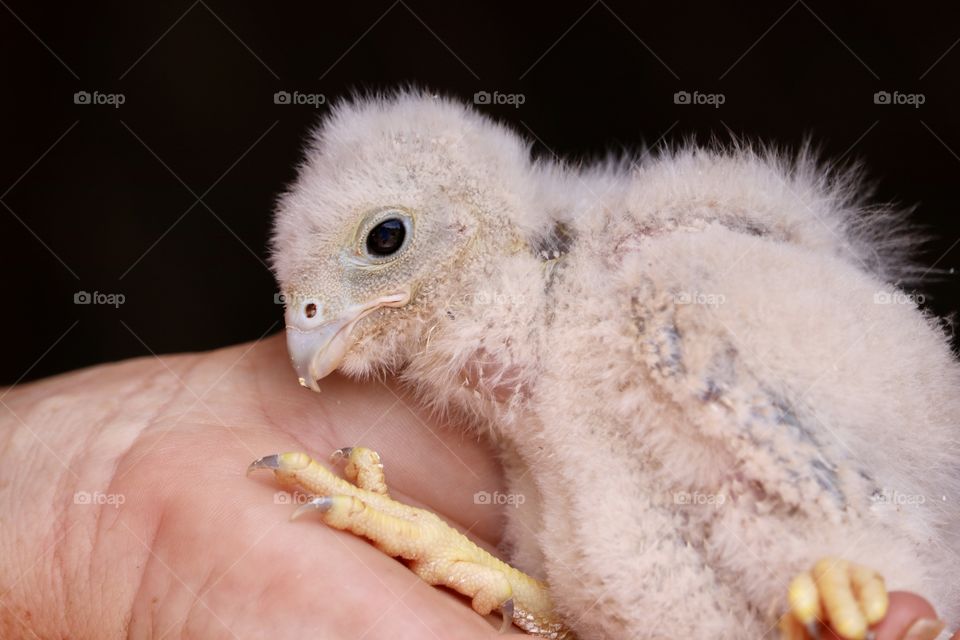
[358,208,414,263]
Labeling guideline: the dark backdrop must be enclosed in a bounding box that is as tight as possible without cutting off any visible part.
[2,1,958,385]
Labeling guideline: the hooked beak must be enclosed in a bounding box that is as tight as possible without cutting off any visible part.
[286,291,410,391]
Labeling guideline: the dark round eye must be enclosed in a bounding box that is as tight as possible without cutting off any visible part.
[365,218,406,257]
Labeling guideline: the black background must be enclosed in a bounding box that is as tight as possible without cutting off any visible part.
[2,1,958,385]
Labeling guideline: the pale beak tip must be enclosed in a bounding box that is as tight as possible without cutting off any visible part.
[297,375,321,392]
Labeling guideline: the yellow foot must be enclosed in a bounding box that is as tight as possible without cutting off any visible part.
[781,557,890,639]
[248,447,575,639]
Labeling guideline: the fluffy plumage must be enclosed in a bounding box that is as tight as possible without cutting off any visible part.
[270,90,960,638]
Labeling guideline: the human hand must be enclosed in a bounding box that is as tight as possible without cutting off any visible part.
[0,335,514,639]
[0,335,954,639]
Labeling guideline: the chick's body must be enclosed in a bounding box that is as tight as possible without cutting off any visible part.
[271,92,960,638]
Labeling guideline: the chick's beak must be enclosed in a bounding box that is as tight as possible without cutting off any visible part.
[285,291,410,391]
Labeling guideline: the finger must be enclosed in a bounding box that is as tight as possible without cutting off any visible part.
[868,591,942,640]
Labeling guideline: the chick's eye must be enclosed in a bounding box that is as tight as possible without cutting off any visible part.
[366,218,406,257]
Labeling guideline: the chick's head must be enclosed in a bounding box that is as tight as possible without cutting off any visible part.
[271,92,534,389]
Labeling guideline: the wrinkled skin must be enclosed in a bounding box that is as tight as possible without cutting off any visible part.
[0,335,951,639]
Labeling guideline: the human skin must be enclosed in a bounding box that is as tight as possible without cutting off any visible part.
[0,335,952,639]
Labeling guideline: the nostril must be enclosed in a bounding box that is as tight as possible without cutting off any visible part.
[305,303,317,319]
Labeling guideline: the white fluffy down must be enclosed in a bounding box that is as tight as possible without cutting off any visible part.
[271,90,960,639]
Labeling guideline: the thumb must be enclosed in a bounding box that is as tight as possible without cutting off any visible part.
[864,591,947,640]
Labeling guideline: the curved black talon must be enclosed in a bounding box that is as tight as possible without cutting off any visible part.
[291,496,334,520]
[329,447,353,463]
[499,597,515,634]
[246,454,281,475]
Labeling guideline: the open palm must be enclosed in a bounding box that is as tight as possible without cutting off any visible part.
[1,335,516,639]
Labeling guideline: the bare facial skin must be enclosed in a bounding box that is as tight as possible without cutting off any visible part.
[0,335,951,639]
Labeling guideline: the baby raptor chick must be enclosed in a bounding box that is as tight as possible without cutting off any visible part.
[260,90,960,639]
